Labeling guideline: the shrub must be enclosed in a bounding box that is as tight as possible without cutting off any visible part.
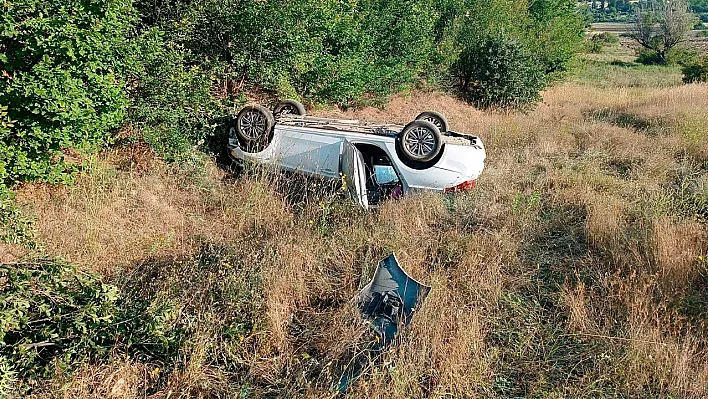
[0,0,134,186]
[453,35,546,110]
[0,187,35,248]
[594,32,620,45]
[639,46,700,66]
[155,0,438,107]
[0,105,12,185]
[449,0,581,109]
[0,260,121,382]
[585,33,618,55]
[126,29,231,161]
[587,39,604,54]
[637,47,698,65]
[682,56,708,83]
[527,0,586,75]
[667,47,701,66]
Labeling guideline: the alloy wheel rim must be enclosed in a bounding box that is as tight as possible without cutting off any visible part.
[239,111,267,140]
[423,117,443,131]
[404,127,436,158]
[278,105,296,116]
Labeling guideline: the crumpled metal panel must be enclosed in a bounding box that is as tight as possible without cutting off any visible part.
[337,253,431,392]
[356,253,431,345]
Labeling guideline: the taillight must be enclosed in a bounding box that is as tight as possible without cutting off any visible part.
[445,180,476,193]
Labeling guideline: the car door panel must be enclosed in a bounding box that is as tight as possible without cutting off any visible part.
[341,141,369,209]
[271,127,343,178]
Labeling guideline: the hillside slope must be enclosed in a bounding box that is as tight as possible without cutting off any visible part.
[5,53,708,398]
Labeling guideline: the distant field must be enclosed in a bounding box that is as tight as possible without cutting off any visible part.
[591,22,633,33]
[591,22,708,55]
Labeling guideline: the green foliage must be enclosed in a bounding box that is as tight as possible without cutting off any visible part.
[0,0,134,186]
[126,29,230,160]
[594,32,621,46]
[586,33,619,53]
[451,0,583,108]
[454,35,546,110]
[0,187,35,248]
[638,46,700,66]
[115,244,265,372]
[682,55,708,83]
[527,0,586,75]
[692,0,708,12]
[0,260,120,381]
[636,48,665,65]
[667,46,701,66]
[151,0,439,107]
[631,0,696,65]
[0,244,265,394]
[0,105,12,185]
[0,0,587,182]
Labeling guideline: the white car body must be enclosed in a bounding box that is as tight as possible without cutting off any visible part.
[227,116,486,209]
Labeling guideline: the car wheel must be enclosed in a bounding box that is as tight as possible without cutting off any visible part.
[235,105,274,144]
[415,111,448,133]
[273,99,306,117]
[397,120,442,163]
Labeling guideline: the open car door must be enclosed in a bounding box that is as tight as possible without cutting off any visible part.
[341,141,369,209]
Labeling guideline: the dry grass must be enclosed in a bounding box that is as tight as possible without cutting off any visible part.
[9,51,708,398]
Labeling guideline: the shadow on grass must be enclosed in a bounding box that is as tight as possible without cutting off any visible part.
[585,108,669,136]
[609,60,639,67]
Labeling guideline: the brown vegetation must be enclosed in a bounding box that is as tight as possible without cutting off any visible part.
[7,63,708,397]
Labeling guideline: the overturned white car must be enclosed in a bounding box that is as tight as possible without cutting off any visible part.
[227,100,486,208]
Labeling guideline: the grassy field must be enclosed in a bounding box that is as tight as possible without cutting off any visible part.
[3,44,708,398]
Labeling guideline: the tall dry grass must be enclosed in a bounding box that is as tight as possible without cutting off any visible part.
[12,75,708,397]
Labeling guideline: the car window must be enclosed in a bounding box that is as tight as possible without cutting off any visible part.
[374,165,399,185]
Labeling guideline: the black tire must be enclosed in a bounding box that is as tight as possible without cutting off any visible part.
[415,111,448,133]
[273,99,306,117]
[235,105,274,144]
[397,120,442,163]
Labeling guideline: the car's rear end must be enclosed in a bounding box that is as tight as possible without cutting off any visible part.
[437,137,485,192]
[389,133,485,194]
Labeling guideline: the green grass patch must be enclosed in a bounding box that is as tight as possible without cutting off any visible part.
[571,58,682,88]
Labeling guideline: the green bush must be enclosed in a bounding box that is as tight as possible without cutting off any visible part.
[0,0,134,186]
[154,0,438,107]
[0,0,587,183]
[587,40,604,54]
[453,35,546,110]
[638,46,700,66]
[636,48,664,65]
[126,29,232,160]
[585,33,619,55]
[593,32,620,46]
[667,47,700,66]
[449,0,582,109]
[0,260,121,382]
[692,0,708,13]
[0,187,35,248]
[0,243,266,395]
[527,0,586,75]
[0,106,12,186]
[682,56,708,83]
